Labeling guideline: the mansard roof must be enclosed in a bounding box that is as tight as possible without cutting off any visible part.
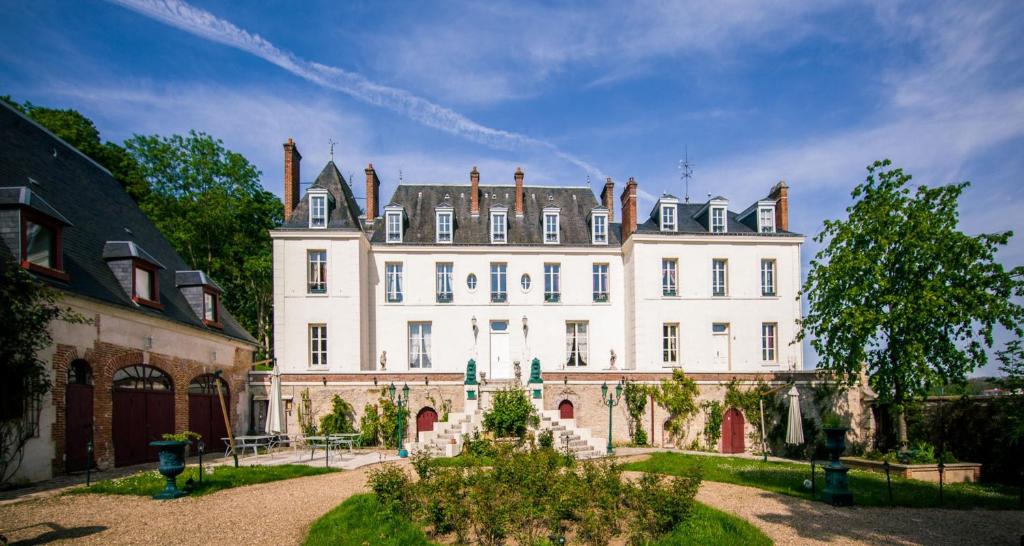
[280,161,363,230]
[369,184,623,246]
[637,201,801,236]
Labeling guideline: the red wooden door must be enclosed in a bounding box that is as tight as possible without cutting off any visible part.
[113,390,175,466]
[559,400,574,420]
[721,408,745,454]
[189,393,229,453]
[416,408,438,433]
[65,384,94,471]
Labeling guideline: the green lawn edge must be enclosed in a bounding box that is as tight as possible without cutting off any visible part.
[67,464,338,497]
[622,452,1022,510]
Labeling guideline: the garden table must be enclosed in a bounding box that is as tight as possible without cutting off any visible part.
[223,435,274,460]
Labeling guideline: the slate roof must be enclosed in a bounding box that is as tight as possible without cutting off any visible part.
[636,202,801,237]
[279,161,363,230]
[368,184,623,246]
[0,102,256,345]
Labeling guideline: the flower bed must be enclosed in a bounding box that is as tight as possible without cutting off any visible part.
[840,457,981,483]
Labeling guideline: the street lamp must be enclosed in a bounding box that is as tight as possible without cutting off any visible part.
[388,382,411,458]
[601,380,624,455]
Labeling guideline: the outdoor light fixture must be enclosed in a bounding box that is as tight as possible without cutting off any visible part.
[564,376,568,385]
[601,380,625,455]
[143,336,153,350]
[522,315,529,335]
[471,316,479,337]
[388,382,396,399]
[322,376,327,386]
[373,376,378,386]
[388,382,412,458]
[425,376,429,385]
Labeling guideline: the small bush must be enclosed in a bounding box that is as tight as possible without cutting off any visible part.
[482,388,539,438]
[537,429,554,449]
[319,395,356,435]
[625,472,701,544]
[367,464,412,516]
[463,430,498,458]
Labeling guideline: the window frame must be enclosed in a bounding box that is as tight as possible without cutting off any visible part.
[131,260,163,309]
[543,211,560,244]
[660,204,677,232]
[436,262,453,303]
[759,207,776,233]
[565,321,589,367]
[307,249,328,294]
[591,212,608,244]
[711,206,727,233]
[761,322,778,363]
[20,209,68,281]
[662,323,680,366]
[711,258,728,297]
[661,258,678,297]
[760,258,777,297]
[309,324,328,367]
[309,193,328,229]
[202,287,222,328]
[386,210,403,243]
[408,322,433,369]
[385,262,403,303]
[544,263,561,303]
[490,210,507,244]
[490,262,507,303]
[592,263,609,302]
[435,210,453,244]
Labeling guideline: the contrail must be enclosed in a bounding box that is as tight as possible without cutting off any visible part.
[107,0,605,179]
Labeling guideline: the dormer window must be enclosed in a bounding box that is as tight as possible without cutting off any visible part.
[759,206,775,233]
[2,186,71,281]
[660,204,677,231]
[711,206,727,233]
[104,241,164,310]
[436,209,453,244]
[175,270,224,327]
[490,208,507,244]
[132,262,161,308]
[385,207,404,243]
[592,212,608,244]
[202,288,222,328]
[309,192,327,228]
[543,209,560,244]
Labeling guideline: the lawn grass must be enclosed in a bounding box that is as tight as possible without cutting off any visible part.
[622,452,1022,510]
[656,502,771,546]
[69,464,337,497]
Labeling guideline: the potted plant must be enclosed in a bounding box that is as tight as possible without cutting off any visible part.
[150,431,201,500]
[821,412,848,458]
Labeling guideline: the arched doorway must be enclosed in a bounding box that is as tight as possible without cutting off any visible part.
[65,360,94,472]
[416,407,438,437]
[112,365,174,466]
[188,374,230,453]
[558,400,574,420]
[721,408,746,454]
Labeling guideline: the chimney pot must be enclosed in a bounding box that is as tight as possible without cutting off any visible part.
[283,139,302,222]
[470,167,481,216]
[601,177,615,222]
[514,167,525,216]
[364,164,381,222]
[620,177,638,240]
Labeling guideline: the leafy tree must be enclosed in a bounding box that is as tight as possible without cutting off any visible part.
[125,131,282,356]
[799,160,1024,448]
[650,370,700,443]
[319,395,356,435]
[995,340,1024,446]
[482,388,539,438]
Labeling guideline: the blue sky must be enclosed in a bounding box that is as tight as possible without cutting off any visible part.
[2,0,1022,375]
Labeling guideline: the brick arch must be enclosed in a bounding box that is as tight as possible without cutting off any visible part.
[50,344,81,474]
[86,346,148,468]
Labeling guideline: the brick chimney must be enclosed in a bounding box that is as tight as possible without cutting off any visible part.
[768,180,789,232]
[283,138,301,222]
[470,166,480,216]
[601,178,615,222]
[514,167,524,216]
[365,163,380,222]
[620,177,638,240]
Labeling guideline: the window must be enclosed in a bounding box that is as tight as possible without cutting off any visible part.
[712,259,728,296]
[711,207,726,233]
[436,211,453,243]
[490,211,507,243]
[660,205,677,231]
[409,322,432,368]
[544,212,560,244]
[593,263,609,302]
[386,211,402,243]
[592,213,608,244]
[759,207,775,233]
[436,263,453,303]
[133,263,160,307]
[662,259,678,297]
[385,263,403,302]
[565,322,589,367]
[309,194,327,228]
[663,323,679,366]
[308,250,327,293]
[309,324,327,367]
[761,259,776,296]
[25,221,55,269]
[761,322,777,362]
[467,273,478,291]
[544,263,560,302]
[202,289,219,325]
[521,273,531,292]
[490,263,507,302]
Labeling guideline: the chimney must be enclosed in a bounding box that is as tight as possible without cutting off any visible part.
[283,138,301,221]
[768,180,789,231]
[365,163,380,222]
[601,178,615,222]
[620,177,638,240]
[514,167,525,216]
[470,166,480,216]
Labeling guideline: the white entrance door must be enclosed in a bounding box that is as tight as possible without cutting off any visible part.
[712,323,731,370]
[489,321,511,379]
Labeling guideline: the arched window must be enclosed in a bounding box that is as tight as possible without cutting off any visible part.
[113,365,173,391]
[68,359,93,386]
[188,373,226,395]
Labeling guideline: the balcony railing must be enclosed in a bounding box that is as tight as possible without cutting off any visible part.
[662,289,677,297]
[544,293,561,303]
[436,293,453,303]
[491,293,507,303]
[593,293,609,303]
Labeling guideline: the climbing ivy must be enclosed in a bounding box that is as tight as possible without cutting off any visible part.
[624,382,648,446]
[650,370,700,444]
[700,400,723,451]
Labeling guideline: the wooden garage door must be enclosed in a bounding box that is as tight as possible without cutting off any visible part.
[112,365,175,467]
[188,374,229,452]
[65,360,94,472]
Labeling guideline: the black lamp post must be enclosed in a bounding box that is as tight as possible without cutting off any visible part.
[388,382,411,458]
[601,380,624,455]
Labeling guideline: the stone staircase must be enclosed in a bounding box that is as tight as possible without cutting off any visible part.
[536,410,605,460]
[411,412,478,457]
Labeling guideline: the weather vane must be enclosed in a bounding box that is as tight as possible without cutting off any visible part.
[678,146,694,203]
[399,168,404,184]
[329,138,336,162]
[586,174,591,188]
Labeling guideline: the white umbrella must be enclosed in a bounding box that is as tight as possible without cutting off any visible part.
[266,364,284,434]
[785,385,804,445]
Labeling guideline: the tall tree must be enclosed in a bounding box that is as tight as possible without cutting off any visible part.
[799,159,1024,448]
[125,131,281,356]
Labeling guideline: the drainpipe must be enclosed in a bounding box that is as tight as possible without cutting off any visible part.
[650,392,655,447]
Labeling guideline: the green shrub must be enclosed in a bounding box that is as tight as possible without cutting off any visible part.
[625,472,701,544]
[482,388,539,438]
[463,430,498,458]
[358,403,381,446]
[624,382,649,446]
[701,400,723,451]
[319,395,356,435]
[367,464,412,516]
[537,429,554,449]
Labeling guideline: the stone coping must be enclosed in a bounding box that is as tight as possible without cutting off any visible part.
[841,456,982,483]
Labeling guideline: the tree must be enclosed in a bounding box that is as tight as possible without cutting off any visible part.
[995,340,1024,445]
[799,160,1024,448]
[650,370,700,443]
[125,131,282,356]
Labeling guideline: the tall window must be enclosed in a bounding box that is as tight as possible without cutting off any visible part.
[409,322,432,368]
[490,263,507,302]
[436,211,453,243]
[308,250,327,293]
[385,263,403,302]
[436,263,453,303]
[593,263,609,302]
[134,266,154,300]
[490,211,507,243]
[202,290,219,324]
[761,322,777,362]
[660,205,676,231]
[760,259,776,296]
[592,213,608,244]
[309,324,327,367]
[662,258,678,297]
[711,207,726,233]
[24,221,55,269]
[310,194,327,228]
[759,207,775,233]
[544,263,560,302]
[386,211,402,243]
[712,259,728,296]
[565,322,589,367]
[544,212,560,244]
[663,323,679,366]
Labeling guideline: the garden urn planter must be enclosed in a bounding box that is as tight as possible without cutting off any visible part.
[821,427,853,506]
[150,440,189,500]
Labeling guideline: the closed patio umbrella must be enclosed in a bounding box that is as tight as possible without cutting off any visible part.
[786,385,804,445]
[266,364,284,434]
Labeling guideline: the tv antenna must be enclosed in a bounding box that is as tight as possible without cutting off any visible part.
[329,138,336,162]
[586,174,591,189]
[678,146,694,203]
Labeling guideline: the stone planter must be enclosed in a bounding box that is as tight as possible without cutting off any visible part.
[821,427,853,506]
[149,440,188,500]
[841,457,982,483]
